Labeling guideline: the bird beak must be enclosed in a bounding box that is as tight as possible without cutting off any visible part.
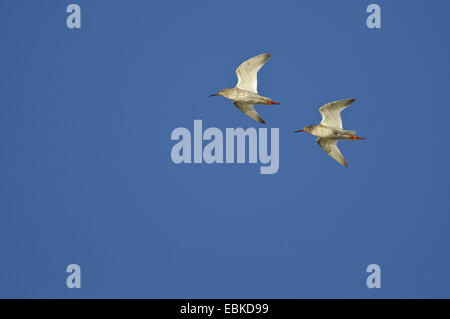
[209,93,220,97]
[295,129,305,133]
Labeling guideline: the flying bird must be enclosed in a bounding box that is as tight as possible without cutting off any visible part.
[295,98,364,167]
[209,53,279,124]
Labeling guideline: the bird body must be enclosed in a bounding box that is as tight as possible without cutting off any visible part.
[307,125,357,140]
[296,98,364,167]
[209,53,279,124]
[218,87,273,105]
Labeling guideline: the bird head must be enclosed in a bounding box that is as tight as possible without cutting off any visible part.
[295,125,314,133]
[209,88,232,98]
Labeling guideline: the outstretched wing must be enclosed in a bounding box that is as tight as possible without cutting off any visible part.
[319,98,355,129]
[316,137,348,167]
[234,102,265,124]
[235,53,271,94]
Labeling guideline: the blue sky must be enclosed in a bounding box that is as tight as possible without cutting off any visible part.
[0,0,449,298]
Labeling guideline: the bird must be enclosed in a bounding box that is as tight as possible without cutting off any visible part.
[209,53,279,124]
[295,98,364,167]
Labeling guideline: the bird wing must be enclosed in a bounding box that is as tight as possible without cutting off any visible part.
[235,53,271,94]
[234,102,265,124]
[319,98,355,129]
[316,138,348,167]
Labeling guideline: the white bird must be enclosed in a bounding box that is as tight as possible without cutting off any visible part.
[295,98,364,167]
[209,53,279,124]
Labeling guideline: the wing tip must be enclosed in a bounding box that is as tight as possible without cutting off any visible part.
[258,53,271,61]
[343,98,356,105]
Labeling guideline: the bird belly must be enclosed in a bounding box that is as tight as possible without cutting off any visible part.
[312,126,339,138]
[232,89,262,104]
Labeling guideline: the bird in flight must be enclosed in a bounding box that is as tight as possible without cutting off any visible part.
[209,53,279,124]
[295,98,364,167]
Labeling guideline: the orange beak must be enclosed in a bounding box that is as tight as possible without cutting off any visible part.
[295,129,305,133]
[209,93,220,97]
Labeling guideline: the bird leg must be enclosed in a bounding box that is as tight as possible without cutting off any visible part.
[348,135,365,140]
[266,99,280,105]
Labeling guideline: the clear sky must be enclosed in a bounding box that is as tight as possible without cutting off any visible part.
[1,0,449,298]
